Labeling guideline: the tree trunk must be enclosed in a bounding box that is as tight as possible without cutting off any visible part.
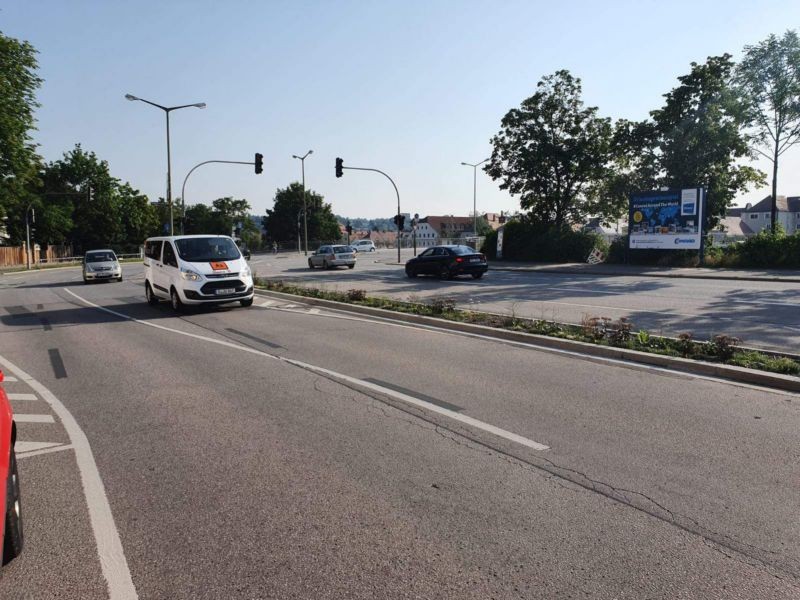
[771,136,779,231]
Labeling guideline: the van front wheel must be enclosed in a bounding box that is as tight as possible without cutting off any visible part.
[145,282,159,306]
[170,288,184,313]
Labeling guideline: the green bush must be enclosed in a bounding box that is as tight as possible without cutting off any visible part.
[735,229,800,268]
[495,221,605,263]
[481,229,498,259]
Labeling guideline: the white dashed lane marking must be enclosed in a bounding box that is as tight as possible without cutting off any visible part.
[7,392,38,401]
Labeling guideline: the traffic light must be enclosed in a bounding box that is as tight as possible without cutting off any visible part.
[335,157,343,178]
[346,221,353,235]
[255,153,263,174]
[397,214,405,230]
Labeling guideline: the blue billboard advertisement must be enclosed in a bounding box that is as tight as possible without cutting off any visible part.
[628,188,705,250]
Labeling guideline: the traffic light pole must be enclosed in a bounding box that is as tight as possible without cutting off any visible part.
[340,166,402,263]
[180,159,257,234]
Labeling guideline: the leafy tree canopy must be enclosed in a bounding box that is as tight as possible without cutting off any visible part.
[485,70,614,227]
[735,30,800,228]
[0,31,43,222]
[263,182,340,243]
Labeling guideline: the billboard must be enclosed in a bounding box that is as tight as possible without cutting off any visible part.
[628,188,704,250]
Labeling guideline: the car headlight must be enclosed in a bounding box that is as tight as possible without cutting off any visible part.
[240,265,251,278]
[180,268,202,281]
[85,265,94,272]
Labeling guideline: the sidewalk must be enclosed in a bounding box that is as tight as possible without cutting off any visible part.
[488,261,800,283]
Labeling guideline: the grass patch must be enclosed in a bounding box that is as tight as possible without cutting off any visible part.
[255,278,800,377]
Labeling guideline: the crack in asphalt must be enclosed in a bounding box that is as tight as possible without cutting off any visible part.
[313,374,800,583]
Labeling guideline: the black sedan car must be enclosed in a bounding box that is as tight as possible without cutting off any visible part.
[405,245,488,279]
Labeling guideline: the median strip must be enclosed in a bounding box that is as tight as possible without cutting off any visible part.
[254,280,800,393]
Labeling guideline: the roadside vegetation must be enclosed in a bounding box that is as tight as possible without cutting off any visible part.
[606,228,800,268]
[256,279,799,376]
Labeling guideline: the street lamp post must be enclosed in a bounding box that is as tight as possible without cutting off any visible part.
[296,208,305,254]
[125,94,206,236]
[25,203,35,270]
[460,158,490,239]
[292,150,313,255]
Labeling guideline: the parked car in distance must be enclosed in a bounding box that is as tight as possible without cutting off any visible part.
[405,245,488,280]
[349,240,376,252]
[0,369,23,567]
[83,249,122,283]
[308,245,356,269]
[143,235,254,312]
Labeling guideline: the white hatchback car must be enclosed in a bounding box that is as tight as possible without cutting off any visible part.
[143,235,254,311]
[350,240,376,252]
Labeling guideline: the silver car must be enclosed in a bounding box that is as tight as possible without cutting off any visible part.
[308,245,356,269]
[83,249,122,283]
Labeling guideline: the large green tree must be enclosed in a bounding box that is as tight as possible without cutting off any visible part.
[652,54,764,227]
[184,197,253,236]
[735,30,800,229]
[0,31,42,222]
[485,70,614,227]
[116,183,159,250]
[263,182,340,244]
[47,145,121,251]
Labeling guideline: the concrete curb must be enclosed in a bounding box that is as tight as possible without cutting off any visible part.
[255,288,800,393]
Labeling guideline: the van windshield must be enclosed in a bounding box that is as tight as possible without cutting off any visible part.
[175,237,241,262]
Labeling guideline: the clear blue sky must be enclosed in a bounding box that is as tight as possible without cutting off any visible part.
[3,1,799,218]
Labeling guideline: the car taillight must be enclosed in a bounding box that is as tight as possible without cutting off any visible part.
[480,254,486,261]
[456,257,464,263]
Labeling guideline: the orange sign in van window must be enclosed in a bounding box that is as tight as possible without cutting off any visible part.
[210,261,228,271]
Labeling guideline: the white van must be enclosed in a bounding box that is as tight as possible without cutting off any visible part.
[143,235,254,311]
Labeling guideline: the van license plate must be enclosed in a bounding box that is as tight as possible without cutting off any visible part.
[216,288,235,295]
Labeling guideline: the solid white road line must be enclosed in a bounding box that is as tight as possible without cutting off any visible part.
[258,299,276,307]
[7,392,38,401]
[64,288,552,453]
[14,414,55,423]
[3,375,18,382]
[0,353,138,600]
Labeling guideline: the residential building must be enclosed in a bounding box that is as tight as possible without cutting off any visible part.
[737,196,800,235]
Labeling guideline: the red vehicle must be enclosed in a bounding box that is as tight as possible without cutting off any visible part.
[0,369,22,566]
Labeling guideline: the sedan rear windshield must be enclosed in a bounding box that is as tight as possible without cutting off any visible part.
[332,246,351,253]
[450,245,478,255]
[175,237,241,262]
[86,252,117,262]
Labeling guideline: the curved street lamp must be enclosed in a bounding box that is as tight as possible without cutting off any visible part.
[125,94,206,235]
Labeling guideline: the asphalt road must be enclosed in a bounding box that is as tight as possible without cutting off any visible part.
[0,263,798,598]
[249,249,800,353]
